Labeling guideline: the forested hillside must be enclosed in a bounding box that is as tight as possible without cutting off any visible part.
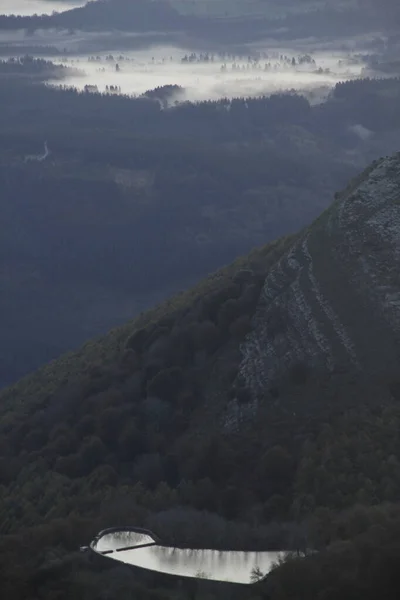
[1,67,400,387]
[1,155,400,599]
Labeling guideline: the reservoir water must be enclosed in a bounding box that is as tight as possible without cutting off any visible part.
[91,529,285,584]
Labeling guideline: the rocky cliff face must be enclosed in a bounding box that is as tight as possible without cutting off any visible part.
[239,154,400,400]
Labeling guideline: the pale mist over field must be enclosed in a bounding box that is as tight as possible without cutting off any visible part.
[0,0,381,103]
[47,44,368,103]
[2,0,86,15]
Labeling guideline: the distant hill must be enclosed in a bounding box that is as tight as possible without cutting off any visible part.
[2,155,400,599]
[0,0,185,32]
[0,0,385,41]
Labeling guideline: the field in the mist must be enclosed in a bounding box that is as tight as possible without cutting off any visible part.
[47,44,367,103]
[1,0,86,16]
[0,0,387,104]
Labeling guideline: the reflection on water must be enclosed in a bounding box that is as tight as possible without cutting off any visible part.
[1,0,87,16]
[92,531,285,584]
[95,530,156,552]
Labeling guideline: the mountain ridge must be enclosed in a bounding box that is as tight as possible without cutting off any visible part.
[239,153,400,398]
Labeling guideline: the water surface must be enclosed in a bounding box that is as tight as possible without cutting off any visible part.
[92,530,285,584]
[95,530,156,552]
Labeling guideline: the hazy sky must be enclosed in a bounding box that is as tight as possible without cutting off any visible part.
[1,0,86,16]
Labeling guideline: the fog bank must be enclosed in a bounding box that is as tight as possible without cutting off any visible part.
[1,0,87,17]
[47,44,367,103]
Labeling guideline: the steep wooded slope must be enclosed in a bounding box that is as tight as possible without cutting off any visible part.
[2,155,400,600]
